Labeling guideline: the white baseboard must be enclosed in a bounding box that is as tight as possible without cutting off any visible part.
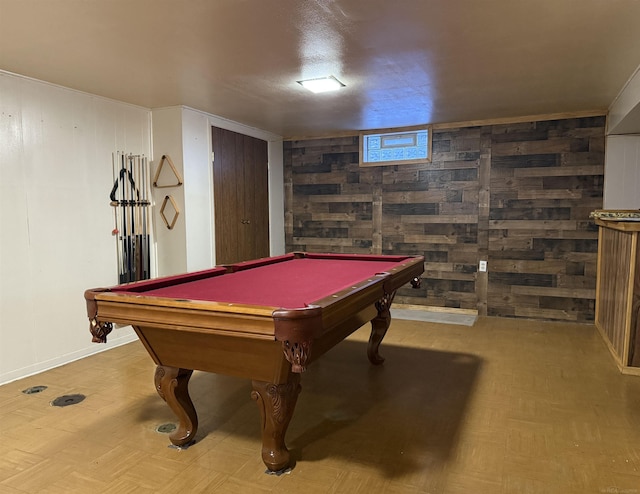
[0,332,138,387]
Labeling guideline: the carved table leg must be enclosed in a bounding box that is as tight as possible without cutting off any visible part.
[154,366,198,446]
[251,373,301,471]
[368,291,396,365]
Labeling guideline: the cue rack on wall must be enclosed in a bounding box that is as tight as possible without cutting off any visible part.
[110,152,151,283]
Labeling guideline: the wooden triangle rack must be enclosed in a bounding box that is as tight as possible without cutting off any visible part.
[153,154,183,188]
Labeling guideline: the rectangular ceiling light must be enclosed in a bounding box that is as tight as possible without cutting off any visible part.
[297,75,345,93]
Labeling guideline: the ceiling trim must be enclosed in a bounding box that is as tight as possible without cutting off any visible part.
[284,109,608,141]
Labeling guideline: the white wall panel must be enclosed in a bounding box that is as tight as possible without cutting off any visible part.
[267,142,285,257]
[182,108,214,272]
[603,135,640,209]
[608,65,640,135]
[0,71,151,385]
[150,106,187,276]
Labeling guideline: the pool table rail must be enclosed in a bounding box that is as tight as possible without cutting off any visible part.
[86,288,280,340]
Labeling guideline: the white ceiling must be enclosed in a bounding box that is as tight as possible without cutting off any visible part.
[1,0,640,138]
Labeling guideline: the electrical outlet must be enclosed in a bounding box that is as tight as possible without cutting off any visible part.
[479,260,487,272]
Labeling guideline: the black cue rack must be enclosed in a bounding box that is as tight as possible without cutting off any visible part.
[110,152,151,283]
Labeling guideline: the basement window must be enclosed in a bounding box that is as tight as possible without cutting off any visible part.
[360,125,432,167]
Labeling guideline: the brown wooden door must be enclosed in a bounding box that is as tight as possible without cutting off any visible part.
[212,126,269,264]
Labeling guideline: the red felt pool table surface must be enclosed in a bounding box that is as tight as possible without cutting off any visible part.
[113,253,409,309]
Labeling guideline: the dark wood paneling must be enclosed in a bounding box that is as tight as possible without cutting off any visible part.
[213,127,269,264]
[285,136,375,255]
[284,116,605,321]
[380,125,481,309]
[488,117,604,321]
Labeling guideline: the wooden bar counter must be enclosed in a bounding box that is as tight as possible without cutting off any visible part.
[593,211,640,375]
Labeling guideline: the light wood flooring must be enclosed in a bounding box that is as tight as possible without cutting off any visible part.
[1,316,639,493]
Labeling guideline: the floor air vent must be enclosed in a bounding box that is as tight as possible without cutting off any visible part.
[51,394,85,407]
[22,385,48,394]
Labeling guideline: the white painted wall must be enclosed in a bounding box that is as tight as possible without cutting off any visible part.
[608,65,640,135]
[603,135,640,209]
[0,71,151,385]
[182,108,214,272]
[605,63,640,210]
[0,75,283,385]
[268,141,285,257]
[150,107,188,275]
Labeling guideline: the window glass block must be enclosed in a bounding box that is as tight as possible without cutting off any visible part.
[362,129,429,164]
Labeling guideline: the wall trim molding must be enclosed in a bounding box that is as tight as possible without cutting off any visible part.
[0,332,138,387]
[284,109,607,141]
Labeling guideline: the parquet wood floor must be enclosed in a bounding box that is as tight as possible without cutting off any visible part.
[1,316,639,493]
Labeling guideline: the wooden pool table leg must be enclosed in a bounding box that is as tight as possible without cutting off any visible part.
[251,373,301,472]
[368,291,396,365]
[154,365,198,447]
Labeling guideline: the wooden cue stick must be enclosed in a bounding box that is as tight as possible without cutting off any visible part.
[127,154,135,281]
[139,156,143,278]
[138,156,143,279]
[132,155,137,280]
[123,151,129,282]
[119,152,124,282]
[116,152,122,282]
[112,152,122,282]
[130,154,136,281]
[117,152,122,282]
[140,156,147,279]
[136,155,142,280]
[120,153,131,282]
[143,155,150,279]
[134,155,142,280]
[141,155,147,280]
[140,156,144,279]
[122,152,127,282]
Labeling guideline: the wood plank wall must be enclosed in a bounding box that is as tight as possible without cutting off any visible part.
[283,116,605,322]
[595,227,634,363]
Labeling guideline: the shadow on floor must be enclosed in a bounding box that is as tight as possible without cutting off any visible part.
[132,337,482,477]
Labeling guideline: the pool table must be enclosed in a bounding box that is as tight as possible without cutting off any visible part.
[84,251,424,472]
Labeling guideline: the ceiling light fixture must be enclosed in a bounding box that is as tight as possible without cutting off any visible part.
[297,75,345,93]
